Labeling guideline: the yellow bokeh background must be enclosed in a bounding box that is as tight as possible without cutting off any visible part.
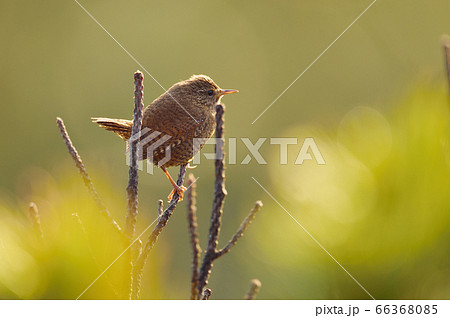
[1,0,450,299]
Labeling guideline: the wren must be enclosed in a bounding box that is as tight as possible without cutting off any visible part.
[93,75,238,200]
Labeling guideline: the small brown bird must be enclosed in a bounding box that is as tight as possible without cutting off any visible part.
[93,75,238,200]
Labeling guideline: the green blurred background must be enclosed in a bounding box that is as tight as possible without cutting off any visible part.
[1,0,450,299]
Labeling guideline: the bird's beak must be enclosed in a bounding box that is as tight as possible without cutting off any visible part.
[219,89,239,96]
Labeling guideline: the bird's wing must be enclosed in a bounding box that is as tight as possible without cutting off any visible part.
[142,101,212,142]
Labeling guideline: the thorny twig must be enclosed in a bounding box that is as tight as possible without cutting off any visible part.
[216,201,263,258]
[244,279,262,300]
[56,117,125,239]
[131,164,188,299]
[196,104,263,299]
[197,104,227,297]
[186,174,201,299]
[124,71,144,299]
[125,71,144,239]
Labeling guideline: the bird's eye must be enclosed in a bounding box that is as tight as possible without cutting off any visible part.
[207,90,214,96]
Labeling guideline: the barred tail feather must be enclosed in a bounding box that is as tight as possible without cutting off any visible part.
[92,117,133,140]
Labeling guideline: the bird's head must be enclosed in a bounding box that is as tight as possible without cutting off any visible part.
[173,75,238,110]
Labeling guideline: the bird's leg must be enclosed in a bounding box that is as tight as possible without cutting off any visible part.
[161,166,187,201]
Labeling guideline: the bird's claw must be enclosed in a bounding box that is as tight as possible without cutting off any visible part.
[168,185,187,202]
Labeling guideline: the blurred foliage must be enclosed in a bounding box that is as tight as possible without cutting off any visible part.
[0,168,163,299]
[259,85,450,299]
[1,0,450,299]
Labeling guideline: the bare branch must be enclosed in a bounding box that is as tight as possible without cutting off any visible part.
[123,71,145,299]
[56,117,124,238]
[244,279,261,300]
[131,163,188,299]
[28,202,43,241]
[201,288,212,300]
[197,104,227,297]
[125,71,144,239]
[216,201,263,258]
[195,105,263,298]
[186,174,201,299]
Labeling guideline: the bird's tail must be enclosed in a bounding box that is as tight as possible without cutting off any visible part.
[92,117,133,140]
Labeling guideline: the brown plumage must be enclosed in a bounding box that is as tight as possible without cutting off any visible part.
[93,75,238,200]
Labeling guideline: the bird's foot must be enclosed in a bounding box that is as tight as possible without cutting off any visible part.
[187,163,197,169]
[168,184,187,202]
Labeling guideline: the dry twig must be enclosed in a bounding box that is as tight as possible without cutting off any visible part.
[186,174,201,299]
[131,164,188,299]
[196,104,263,298]
[56,117,124,238]
[244,279,262,300]
[197,104,227,297]
[125,71,144,239]
[124,71,144,298]
[216,201,263,258]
